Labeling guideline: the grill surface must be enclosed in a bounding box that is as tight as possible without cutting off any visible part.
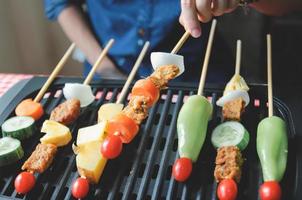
[0,77,301,200]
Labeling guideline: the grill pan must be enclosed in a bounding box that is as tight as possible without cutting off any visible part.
[0,76,301,200]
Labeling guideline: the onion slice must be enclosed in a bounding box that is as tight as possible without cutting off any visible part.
[150,52,185,76]
[216,90,250,107]
[63,83,95,107]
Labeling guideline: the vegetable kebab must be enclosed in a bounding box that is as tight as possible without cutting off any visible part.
[71,41,151,199]
[71,30,191,199]
[212,40,250,200]
[257,34,288,200]
[13,40,115,195]
[0,43,75,169]
[172,19,217,182]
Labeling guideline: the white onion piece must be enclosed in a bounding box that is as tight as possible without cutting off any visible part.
[63,83,95,107]
[216,90,250,107]
[150,52,185,76]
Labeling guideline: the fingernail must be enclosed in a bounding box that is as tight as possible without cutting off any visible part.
[191,28,201,38]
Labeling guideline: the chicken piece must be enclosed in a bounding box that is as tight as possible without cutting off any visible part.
[22,143,57,173]
[214,146,244,183]
[122,95,149,124]
[50,98,80,125]
[149,65,179,89]
[222,98,245,121]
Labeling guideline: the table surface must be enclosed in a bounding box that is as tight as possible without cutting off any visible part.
[0,73,33,97]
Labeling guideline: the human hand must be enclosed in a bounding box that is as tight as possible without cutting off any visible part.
[96,56,127,80]
[179,0,239,38]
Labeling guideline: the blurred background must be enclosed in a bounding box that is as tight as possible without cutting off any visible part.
[0,1,301,85]
[0,0,82,76]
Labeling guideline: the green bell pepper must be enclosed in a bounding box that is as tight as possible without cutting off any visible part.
[177,95,212,162]
[257,116,288,181]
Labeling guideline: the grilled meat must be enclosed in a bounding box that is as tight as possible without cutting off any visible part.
[22,143,57,173]
[222,98,245,121]
[149,65,179,89]
[122,95,149,124]
[214,146,244,183]
[50,98,80,125]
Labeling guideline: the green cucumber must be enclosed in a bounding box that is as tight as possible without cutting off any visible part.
[2,116,36,140]
[211,121,249,150]
[0,137,24,166]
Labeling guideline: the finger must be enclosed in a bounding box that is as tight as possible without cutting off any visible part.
[212,0,228,16]
[180,0,201,38]
[225,0,239,13]
[196,0,213,23]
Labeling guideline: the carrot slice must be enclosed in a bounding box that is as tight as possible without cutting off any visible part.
[131,79,159,107]
[15,99,44,120]
[107,114,139,143]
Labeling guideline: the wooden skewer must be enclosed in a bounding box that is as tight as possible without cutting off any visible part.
[267,34,273,117]
[171,31,191,54]
[116,41,150,104]
[83,39,115,85]
[34,43,76,103]
[235,40,242,75]
[197,19,217,96]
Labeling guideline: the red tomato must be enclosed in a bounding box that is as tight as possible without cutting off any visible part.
[72,177,89,199]
[101,135,123,159]
[172,157,192,182]
[217,179,238,200]
[14,172,36,194]
[259,181,281,200]
[107,114,139,143]
[131,79,159,107]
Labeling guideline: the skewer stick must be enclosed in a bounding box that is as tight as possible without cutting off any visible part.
[34,43,76,102]
[83,39,115,85]
[116,41,150,104]
[171,31,190,54]
[267,34,273,117]
[235,40,242,75]
[197,19,217,96]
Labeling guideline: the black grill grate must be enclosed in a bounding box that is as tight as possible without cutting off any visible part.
[0,77,300,200]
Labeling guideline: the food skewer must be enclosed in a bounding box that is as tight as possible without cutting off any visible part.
[15,43,76,121]
[171,19,217,182]
[211,40,250,200]
[72,30,192,199]
[13,40,115,195]
[257,34,288,200]
[63,39,115,108]
[0,43,76,171]
[97,41,150,123]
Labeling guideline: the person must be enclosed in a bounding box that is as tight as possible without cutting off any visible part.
[44,0,301,82]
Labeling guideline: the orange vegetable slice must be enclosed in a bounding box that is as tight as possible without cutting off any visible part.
[131,79,159,107]
[15,99,44,120]
[107,114,139,143]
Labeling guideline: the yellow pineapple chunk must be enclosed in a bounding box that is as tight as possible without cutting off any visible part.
[77,121,107,148]
[98,103,123,123]
[40,120,72,147]
[76,141,107,183]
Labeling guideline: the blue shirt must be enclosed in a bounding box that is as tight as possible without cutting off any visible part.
[44,0,230,82]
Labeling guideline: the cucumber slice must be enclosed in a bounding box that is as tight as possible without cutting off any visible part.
[211,121,249,150]
[2,116,36,140]
[0,137,24,166]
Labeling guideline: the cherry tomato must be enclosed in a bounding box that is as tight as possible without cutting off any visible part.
[72,177,89,199]
[101,135,123,159]
[131,79,159,107]
[259,181,281,200]
[14,172,36,194]
[107,114,139,143]
[217,179,238,200]
[172,157,192,182]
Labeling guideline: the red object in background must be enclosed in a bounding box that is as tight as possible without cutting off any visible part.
[0,74,33,97]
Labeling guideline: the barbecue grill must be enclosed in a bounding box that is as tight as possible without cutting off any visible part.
[0,76,301,200]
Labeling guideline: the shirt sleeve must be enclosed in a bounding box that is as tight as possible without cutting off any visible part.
[44,0,70,21]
